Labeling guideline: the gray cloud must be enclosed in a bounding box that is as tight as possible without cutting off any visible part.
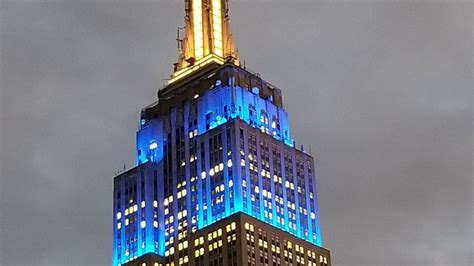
[1,1,472,265]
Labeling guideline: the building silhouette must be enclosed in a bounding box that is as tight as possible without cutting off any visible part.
[112,1,331,265]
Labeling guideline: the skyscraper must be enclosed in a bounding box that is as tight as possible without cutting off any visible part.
[112,1,331,265]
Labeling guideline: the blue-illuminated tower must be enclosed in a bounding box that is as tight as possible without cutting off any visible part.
[112,1,331,265]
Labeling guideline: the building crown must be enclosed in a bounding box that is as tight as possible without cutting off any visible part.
[170,0,239,84]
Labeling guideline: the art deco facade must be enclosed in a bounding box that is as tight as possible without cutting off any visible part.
[112,1,331,265]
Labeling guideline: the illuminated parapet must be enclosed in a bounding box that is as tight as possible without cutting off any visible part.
[138,64,293,167]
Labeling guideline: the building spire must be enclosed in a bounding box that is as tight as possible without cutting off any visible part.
[170,0,239,84]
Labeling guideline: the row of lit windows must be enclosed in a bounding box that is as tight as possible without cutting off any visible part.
[193,221,236,258]
[243,221,327,265]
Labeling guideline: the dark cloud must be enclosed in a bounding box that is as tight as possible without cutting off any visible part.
[1,1,472,265]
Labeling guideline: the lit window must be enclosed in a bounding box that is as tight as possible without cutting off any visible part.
[141,221,146,228]
[153,200,158,208]
[149,142,158,150]
[116,212,122,220]
[117,222,121,229]
[141,201,146,208]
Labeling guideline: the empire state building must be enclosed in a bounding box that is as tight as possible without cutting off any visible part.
[112,1,331,265]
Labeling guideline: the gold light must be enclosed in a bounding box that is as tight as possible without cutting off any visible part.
[170,0,238,84]
[212,0,223,57]
[169,54,225,84]
[192,0,203,59]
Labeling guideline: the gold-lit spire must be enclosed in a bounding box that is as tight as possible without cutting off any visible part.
[170,0,239,84]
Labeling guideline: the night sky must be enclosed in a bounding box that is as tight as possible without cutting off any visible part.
[1,1,472,265]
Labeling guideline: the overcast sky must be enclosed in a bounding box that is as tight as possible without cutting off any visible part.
[0,0,472,265]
